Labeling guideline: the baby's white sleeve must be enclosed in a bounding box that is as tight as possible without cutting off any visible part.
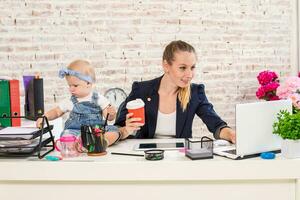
[58,99,73,113]
[98,94,110,110]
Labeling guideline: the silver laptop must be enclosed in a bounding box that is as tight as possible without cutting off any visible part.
[214,100,292,160]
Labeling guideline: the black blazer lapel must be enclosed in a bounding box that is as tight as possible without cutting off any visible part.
[176,99,188,138]
[146,93,159,138]
[145,76,162,138]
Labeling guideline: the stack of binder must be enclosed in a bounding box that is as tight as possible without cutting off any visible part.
[0,79,21,127]
[0,77,51,158]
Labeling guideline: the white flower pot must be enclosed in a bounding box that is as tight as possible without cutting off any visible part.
[281,139,300,159]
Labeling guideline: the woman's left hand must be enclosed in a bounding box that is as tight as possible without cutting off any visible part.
[219,127,236,144]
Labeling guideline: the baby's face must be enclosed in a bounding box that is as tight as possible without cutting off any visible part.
[65,75,92,98]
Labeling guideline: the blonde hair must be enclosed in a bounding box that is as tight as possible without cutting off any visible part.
[162,40,196,111]
[67,59,96,83]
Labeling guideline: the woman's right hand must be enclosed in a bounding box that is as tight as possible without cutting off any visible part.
[120,113,144,139]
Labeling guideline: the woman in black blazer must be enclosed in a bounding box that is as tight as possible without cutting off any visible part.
[115,40,236,143]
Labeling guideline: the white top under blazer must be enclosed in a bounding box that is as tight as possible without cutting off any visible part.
[155,110,176,138]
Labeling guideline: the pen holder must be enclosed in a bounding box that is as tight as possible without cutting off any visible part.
[81,124,108,156]
[185,137,213,160]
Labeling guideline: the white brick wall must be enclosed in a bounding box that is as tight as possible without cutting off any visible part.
[0,0,295,138]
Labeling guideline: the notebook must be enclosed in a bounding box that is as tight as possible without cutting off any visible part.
[213,100,292,160]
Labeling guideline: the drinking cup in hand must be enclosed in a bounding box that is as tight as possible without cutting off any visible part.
[126,98,145,124]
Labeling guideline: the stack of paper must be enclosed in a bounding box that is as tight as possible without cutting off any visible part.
[0,127,39,140]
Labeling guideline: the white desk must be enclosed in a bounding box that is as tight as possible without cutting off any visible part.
[0,138,299,200]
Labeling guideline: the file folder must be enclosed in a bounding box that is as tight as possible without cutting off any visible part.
[0,80,11,127]
[24,77,44,120]
[9,79,21,126]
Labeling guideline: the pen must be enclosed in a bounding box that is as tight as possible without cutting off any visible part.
[111,152,144,157]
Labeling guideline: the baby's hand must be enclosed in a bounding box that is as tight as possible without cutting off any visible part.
[36,118,43,128]
[106,105,116,121]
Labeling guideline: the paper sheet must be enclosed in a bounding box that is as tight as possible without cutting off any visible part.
[0,127,39,139]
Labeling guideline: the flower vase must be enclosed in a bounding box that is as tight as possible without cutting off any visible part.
[281,139,300,159]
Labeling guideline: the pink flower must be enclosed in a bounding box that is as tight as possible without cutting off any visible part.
[264,82,280,92]
[290,94,300,110]
[256,83,280,101]
[276,76,300,112]
[269,95,280,101]
[256,87,265,99]
[276,76,300,99]
[256,70,280,101]
[257,71,278,85]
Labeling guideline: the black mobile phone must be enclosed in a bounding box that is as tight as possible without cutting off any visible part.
[138,142,184,149]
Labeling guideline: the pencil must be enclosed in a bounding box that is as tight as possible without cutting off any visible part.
[111,152,144,157]
[104,113,109,127]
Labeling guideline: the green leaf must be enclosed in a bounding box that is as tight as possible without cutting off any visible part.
[273,110,300,140]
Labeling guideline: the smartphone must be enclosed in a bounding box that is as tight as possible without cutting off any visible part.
[134,142,184,151]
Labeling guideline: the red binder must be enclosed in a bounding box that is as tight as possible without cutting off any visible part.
[9,79,21,126]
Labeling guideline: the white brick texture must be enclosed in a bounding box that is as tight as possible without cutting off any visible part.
[0,0,294,137]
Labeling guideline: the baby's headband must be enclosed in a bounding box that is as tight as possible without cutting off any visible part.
[58,68,94,83]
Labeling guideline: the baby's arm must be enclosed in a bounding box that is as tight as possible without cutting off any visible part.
[36,106,64,128]
[102,104,116,121]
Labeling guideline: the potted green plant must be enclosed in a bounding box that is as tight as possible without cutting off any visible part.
[273,110,300,158]
[273,75,300,158]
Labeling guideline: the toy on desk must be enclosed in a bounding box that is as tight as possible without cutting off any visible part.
[185,137,214,160]
[45,155,62,161]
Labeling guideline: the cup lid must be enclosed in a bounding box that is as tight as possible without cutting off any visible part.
[126,98,145,109]
[59,135,77,142]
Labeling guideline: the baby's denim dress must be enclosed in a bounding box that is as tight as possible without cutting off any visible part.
[61,92,118,136]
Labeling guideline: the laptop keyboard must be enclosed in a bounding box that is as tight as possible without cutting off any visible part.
[224,149,236,155]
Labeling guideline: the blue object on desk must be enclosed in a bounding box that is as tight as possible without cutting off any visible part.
[45,155,62,161]
[260,152,275,159]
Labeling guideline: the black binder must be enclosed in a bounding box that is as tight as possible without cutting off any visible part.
[24,78,44,120]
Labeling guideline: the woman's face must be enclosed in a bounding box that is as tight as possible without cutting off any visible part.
[164,51,197,88]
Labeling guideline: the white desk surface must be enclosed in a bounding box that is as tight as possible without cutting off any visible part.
[0,138,299,181]
[0,138,299,200]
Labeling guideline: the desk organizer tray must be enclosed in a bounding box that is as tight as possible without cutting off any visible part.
[0,116,55,159]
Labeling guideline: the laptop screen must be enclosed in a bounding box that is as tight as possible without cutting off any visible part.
[235,99,292,156]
